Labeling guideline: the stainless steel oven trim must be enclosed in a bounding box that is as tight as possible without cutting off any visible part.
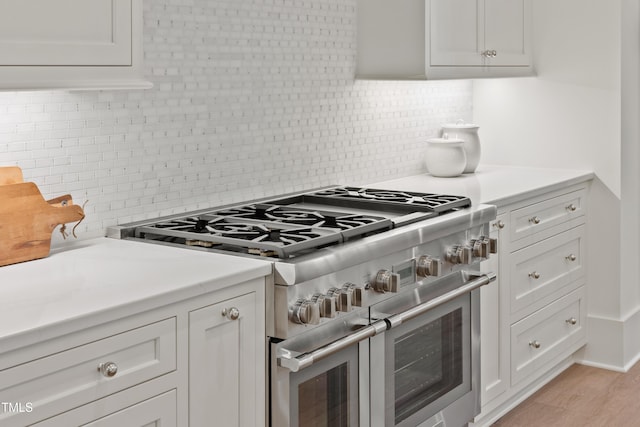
[277,272,495,373]
[385,271,494,328]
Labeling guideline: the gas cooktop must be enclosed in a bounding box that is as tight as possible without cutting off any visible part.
[108,186,471,259]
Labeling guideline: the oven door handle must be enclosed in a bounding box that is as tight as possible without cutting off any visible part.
[278,319,388,373]
[277,271,496,373]
[385,271,496,329]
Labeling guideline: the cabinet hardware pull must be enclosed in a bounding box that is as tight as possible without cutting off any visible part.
[222,307,240,320]
[566,204,577,212]
[529,340,541,349]
[493,220,505,229]
[566,254,577,262]
[529,216,541,224]
[481,50,498,58]
[98,361,118,378]
[566,317,578,325]
[529,271,540,279]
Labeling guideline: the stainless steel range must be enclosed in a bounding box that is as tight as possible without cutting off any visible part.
[108,186,497,427]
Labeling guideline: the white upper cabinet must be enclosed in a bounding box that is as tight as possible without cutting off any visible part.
[357,0,533,80]
[0,0,150,90]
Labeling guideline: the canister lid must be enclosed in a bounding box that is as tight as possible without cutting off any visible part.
[441,119,479,130]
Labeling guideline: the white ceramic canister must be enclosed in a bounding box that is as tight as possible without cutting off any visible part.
[425,135,466,177]
[441,120,481,173]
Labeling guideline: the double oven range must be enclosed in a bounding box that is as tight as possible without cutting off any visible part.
[108,186,497,427]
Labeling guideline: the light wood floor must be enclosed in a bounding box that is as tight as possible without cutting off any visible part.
[491,362,640,426]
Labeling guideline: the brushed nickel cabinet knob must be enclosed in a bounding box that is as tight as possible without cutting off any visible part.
[98,361,118,378]
[222,307,240,320]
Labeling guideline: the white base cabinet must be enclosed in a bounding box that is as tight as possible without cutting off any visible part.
[475,183,589,426]
[0,278,265,427]
[189,291,262,426]
[32,390,177,427]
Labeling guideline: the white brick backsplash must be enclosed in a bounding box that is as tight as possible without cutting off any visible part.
[1,0,472,245]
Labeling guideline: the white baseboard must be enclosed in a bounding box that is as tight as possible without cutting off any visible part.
[578,307,640,371]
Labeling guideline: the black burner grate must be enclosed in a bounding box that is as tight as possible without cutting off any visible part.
[213,204,386,231]
[310,187,471,213]
[149,217,325,245]
[130,186,471,258]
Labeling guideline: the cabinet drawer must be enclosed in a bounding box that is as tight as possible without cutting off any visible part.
[510,225,585,316]
[0,318,176,426]
[510,288,586,386]
[32,390,176,427]
[509,189,586,245]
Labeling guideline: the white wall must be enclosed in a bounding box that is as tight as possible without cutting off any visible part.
[620,0,640,366]
[0,0,473,243]
[474,0,639,370]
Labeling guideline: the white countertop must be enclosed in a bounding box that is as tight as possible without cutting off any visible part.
[370,164,594,208]
[0,238,272,350]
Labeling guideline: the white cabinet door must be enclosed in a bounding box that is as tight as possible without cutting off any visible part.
[189,292,261,427]
[479,214,509,407]
[356,0,532,79]
[0,318,177,427]
[32,390,177,427]
[0,0,131,66]
[484,0,530,67]
[429,0,484,66]
[0,0,149,90]
[428,0,531,68]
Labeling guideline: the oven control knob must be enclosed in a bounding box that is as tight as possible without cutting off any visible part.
[470,236,498,258]
[371,269,399,293]
[470,237,489,258]
[416,255,442,278]
[342,283,366,307]
[446,245,473,265]
[289,298,320,325]
[327,287,352,312]
[311,293,337,318]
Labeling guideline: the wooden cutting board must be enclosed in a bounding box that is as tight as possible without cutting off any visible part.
[0,182,85,267]
[0,166,24,185]
[0,166,73,206]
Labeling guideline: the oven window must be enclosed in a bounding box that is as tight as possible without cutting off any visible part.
[394,308,463,424]
[298,362,350,426]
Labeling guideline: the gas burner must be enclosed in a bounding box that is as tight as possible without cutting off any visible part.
[136,215,345,258]
[311,187,471,213]
[213,204,386,231]
[148,216,324,245]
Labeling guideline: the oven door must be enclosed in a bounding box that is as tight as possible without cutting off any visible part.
[272,341,363,427]
[272,314,384,427]
[370,271,489,427]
